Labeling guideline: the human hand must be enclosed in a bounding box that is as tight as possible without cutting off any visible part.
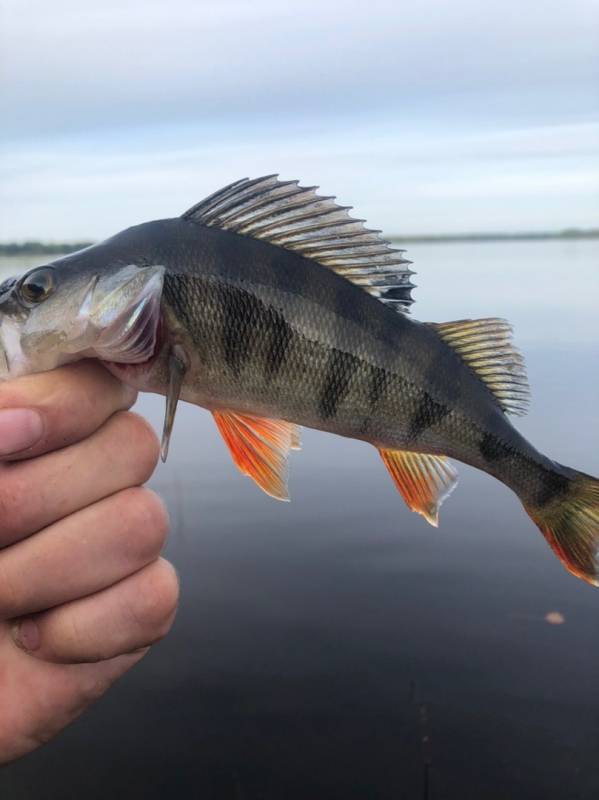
[0,362,179,764]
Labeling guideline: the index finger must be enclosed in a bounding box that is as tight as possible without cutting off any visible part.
[0,361,137,461]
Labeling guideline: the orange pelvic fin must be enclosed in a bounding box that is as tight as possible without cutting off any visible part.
[212,411,301,501]
[378,448,458,526]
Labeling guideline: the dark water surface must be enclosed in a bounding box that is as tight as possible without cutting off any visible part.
[1,241,598,799]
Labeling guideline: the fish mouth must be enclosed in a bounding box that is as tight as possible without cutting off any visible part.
[0,314,28,379]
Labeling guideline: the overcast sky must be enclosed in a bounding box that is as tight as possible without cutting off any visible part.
[1,0,598,240]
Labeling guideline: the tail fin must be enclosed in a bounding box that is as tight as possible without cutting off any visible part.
[525,469,599,586]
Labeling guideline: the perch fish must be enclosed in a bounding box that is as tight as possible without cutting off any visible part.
[0,176,597,585]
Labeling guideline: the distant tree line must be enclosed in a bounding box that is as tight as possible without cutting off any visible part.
[1,230,598,257]
[391,229,599,244]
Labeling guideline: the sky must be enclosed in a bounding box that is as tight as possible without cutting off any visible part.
[0,0,598,240]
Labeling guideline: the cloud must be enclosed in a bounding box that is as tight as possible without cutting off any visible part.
[1,0,597,141]
[0,1,597,237]
[1,117,598,239]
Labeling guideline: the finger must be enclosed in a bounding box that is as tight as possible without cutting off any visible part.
[0,361,136,461]
[0,488,169,621]
[0,642,149,764]
[0,411,159,547]
[11,559,179,664]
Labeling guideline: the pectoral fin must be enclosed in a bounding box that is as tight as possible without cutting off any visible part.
[213,411,301,501]
[379,448,458,526]
[160,345,188,462]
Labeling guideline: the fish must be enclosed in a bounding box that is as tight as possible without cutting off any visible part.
[0,174,597,586]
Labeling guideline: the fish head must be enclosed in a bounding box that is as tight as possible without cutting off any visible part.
[0,256,165,379]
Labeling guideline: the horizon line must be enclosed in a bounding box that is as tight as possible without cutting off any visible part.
[1,228,598,256]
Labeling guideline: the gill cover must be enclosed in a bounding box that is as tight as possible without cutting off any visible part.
[85,265,165,363]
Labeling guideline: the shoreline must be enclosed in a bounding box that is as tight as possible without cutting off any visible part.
[1,230,598,256]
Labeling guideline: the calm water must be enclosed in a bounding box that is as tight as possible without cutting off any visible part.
[1,240,598,799]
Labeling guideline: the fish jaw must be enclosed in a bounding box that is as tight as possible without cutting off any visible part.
[0,284,83,378]
[0,316,28,377]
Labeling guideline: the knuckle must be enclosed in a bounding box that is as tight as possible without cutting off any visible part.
[38,363,105,426]
[0,560,24,619]
[113,412,160,480]
[62,610,114,665]
[118,488,170,562]
[0,473,28,540]
[43,609,91,664]
[57,367,99,419]
[65,608,88,656]
[133,559,180,639]
[75,672,116,705]
[41,364,136,442]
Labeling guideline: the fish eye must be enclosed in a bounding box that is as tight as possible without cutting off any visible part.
[19,267,56,305]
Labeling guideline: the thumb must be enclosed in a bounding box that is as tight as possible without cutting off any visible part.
[0,361,137,461]
[0,408,44,457]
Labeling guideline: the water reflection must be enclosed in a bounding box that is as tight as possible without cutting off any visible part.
[1,240,598,799]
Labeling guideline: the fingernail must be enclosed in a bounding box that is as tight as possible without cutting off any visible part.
[12,618,41,652]
[0,408,44,455]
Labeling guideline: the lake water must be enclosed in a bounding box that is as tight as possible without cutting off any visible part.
[1,240,598,799]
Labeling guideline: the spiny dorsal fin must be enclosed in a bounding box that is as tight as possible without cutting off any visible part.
[428,318,530,416]
[212,410,301,501]
[182,175,416,313]
[379,448,458,527]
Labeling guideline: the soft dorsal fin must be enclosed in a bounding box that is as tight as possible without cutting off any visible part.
[428,318,530,416]
[182,175,416,313]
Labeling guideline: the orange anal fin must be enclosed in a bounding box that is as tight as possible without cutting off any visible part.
[212,411,301,501]
[290,426,302,451]
[378,448,458,527]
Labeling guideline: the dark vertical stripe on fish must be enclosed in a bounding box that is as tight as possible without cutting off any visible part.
[318,348,359,419]
[214,279,296,382]
[479,431,513,464]
[536,470,570,508]
[368,364,389,411]
[264,310,293,381]
[219,285,250,376]
[408,393,451,441]
[219,283,283,377]
[358,363,391,436]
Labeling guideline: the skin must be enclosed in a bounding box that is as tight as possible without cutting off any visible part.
[0,361,179,765]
